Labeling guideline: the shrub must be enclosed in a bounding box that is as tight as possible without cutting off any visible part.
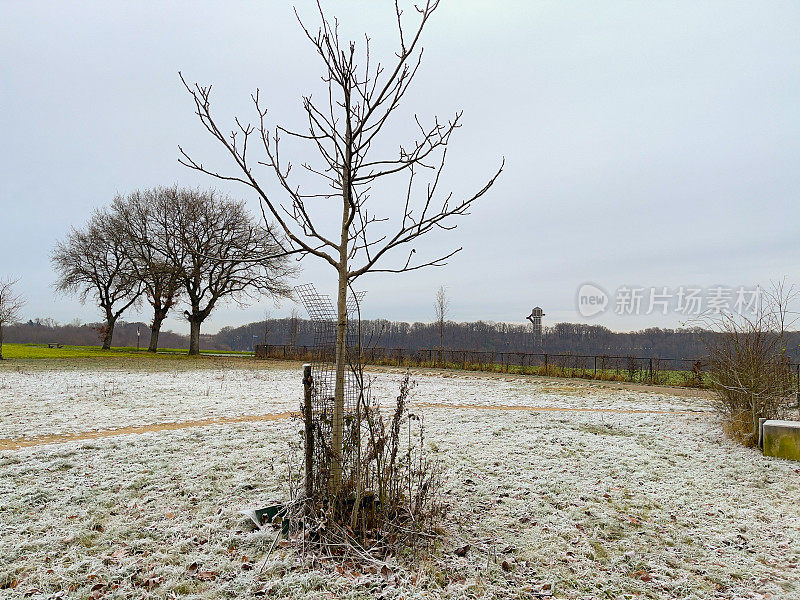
[706,283,797,446]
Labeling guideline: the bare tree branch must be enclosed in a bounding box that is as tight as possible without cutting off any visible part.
[179,0,502,488]
[51,209,144,349]
[0,277,26,360]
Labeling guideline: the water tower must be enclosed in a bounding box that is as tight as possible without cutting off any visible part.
[526,307,545,347]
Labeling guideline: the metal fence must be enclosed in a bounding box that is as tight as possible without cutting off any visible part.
[255,344,800,389]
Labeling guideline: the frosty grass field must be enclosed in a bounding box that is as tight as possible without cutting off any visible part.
[1,358,799,599]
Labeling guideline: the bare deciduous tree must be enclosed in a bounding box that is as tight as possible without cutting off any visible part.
[52,211,144,350]
[179,0,503,487]
[151,188,295,356]
[289,307,300,347]
[110,187,184,352]
[434,285,450,362]
[0,278,26,360]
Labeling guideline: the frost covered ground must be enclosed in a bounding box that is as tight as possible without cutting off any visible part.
[0,362,705,440]
[1,359,799,599]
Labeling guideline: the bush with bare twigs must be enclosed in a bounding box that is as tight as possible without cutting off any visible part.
[705,282,798,446]
[268,370,444,572]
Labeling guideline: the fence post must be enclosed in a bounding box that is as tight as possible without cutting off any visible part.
[544,353,548,376]
[303,364,314,502]
[594,355,597,377]
[649,357,654,383]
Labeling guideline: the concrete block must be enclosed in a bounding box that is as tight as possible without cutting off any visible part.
[762,420,800,462]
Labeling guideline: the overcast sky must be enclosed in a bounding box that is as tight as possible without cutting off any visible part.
[1,1,798,334]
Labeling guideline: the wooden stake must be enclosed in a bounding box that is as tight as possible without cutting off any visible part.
[303,364,314,502]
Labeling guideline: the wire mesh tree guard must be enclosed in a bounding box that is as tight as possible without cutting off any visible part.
[295,283,366,493]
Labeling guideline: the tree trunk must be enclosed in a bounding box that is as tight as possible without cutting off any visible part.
[439,322,444,365]
[189,318,201,356]
[331,88,353,492]
[102,316,116,350]
[332,256,348,490]
[149,312,165,353]
[0,323,4,360]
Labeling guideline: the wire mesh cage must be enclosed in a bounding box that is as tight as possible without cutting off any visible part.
[295,283,366,489]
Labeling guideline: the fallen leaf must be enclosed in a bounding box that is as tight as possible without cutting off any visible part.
[110,548,127,563]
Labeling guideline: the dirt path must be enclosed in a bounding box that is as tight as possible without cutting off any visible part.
[418,402,711,415]
[0,402,710,451]
[404,367,714,399]
[0,412,292,451]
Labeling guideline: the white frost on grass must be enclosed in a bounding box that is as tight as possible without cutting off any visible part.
[433,407,800,599]
[0,366,300,438]
[2,362,796,599]
[0,364,709,439]
[387,371,709,412]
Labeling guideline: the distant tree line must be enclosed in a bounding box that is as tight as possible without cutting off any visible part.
[214,317,800,361]
[50,187,294,355]
[8,315,800,361]
[4,318,193,350]
[216,317,718,357]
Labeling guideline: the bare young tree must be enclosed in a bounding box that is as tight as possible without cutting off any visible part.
[179,0,503,487]
[289,307,300,347]
[151,188,295,356]
[52,210,143,350]
[110,187,184,352]
[0,278,26,360]
[434,284,450,362]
